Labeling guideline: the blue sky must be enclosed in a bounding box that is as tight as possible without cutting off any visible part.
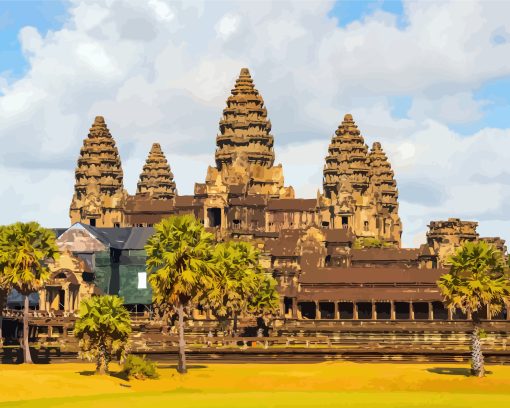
[2,0,506,132]
[0,0,68,80]
[1,0,510,246]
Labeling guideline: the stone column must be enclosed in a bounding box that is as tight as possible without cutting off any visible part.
[315,301,320,320]
[334,302,339,320]
[279,298,285,317]
[39,290,46,311]
[353,302,358,320]
[292,298,298,319]
[390,301,395,320]
[372,301,377,320]
[448,308,453,321]
[428,302,434,321]
[409,302,414,320]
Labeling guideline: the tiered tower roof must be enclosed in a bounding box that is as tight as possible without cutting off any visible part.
[74,116,124,198]
[215,68,275,170]
[369,142,398,210]
[136,143,177,200]
[323,114,371,198]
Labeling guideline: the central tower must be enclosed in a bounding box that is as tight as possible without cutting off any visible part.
[201,68,294,199]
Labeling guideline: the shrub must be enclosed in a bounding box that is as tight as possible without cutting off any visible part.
[123,355,159,380]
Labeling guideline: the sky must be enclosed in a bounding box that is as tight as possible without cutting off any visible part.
[0,0,509,248]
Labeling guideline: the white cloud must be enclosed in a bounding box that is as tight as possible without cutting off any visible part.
[0,0,510,248]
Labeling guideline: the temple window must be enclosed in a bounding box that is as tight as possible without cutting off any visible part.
[298,302,316,319]
[319,302,335,319]
[364,221,369,231]
[432,302,448,320]
[325,255,331,266]
[375,302,391,320]
[356,302,372,319]
[413,302,429,320]
[321,221,329,227]
[395,302,410,320]
[339,302,354,319]
[342,216,348,228]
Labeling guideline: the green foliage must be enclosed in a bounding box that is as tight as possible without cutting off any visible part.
[352,237,392,249]
[74,295,132,374]
[438,240,510,377]
[145,215,214,308]
[122,355,159,380]
[203,241,279,324]
[0,222,59,295]
[438,240,510,319]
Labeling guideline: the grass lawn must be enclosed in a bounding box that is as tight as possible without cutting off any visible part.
[1,361,510,407]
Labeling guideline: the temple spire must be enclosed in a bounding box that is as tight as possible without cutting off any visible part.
[215,67,275,171]
[70,115,126,227]
[136,143,177,200]
[369,141,398,209]
[323,113,371,198]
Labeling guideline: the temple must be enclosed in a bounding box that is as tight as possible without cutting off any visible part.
[60,67,508,325]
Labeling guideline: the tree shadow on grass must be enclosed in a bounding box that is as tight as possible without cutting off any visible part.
[77,370,130,382]
[158,364,208,371]
[426,367,492,377]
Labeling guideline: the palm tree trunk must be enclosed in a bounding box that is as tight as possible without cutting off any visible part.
[177,302,187,374]
[23,295,33,364]
[96,344,106,375]
[471,312,485,377]
[233,312,238,337]
[0,316,3,345]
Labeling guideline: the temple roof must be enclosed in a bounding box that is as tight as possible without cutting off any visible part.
[369,141,398,208]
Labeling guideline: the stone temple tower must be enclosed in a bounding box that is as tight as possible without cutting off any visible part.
[69,116,127,227]
[322,114,401,246]
[203,68,294,198]
[136,143,177,200]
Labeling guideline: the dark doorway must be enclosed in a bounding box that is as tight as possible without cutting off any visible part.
[453,309,467,320]
[413,302,429,320]
[207,208,222,227]
[89,218,96,227]
[395,302,410,320]
[284,297,293,316]
[299,302,316,319]
[432,302,448,320]
[58,290,65,311]
[357,302,372,319]
[376,302,391,320]
[342,216,348,227]
[319,302,335,319]
[493,306,507,320]
[339,302,353,319]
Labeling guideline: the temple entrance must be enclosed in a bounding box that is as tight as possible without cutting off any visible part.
[89,218,96,227]
[342,216,348,228]
[58,289,65,311]
[298,302,316,319]
[432,302,448,320]
[207,208,222,228]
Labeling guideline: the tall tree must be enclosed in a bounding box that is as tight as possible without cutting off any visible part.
[247,272,280,336]
[0,222,59,363]
[145,215,214,374]
[74,295,132,374]
[204,241,279,336]
[438,240,510,377]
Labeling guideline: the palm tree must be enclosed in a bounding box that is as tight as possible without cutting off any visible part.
[145,215,214,374]
[204,241,279,336]
[247,272,280,337]
[0,222,59,363]
[438,240,510,377]
[74,295,132,374]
